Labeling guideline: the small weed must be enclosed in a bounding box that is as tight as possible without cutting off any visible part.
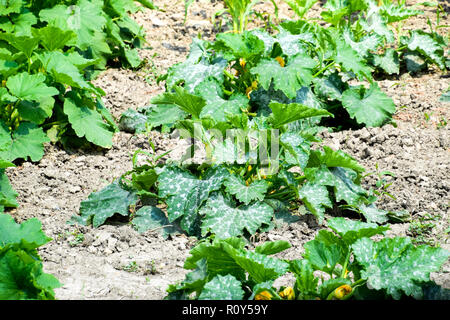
[407,213,439,246]
[123,261,139,273]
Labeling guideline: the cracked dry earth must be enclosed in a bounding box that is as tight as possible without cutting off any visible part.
[4,0,450,299]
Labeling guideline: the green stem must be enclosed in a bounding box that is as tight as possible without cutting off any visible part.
[313,62,334,78]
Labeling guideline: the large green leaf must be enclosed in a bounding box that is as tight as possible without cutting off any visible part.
[327,217,389,245]
[0,213,50,250]
[224,175,268,205]
[166,58,227,93]
[151,86,206,119]
[184,238,246,281]
[298,182,333,223]
[255,240,291,256]
[281,132,311,169]
[198,274,244,300]
[371,48,399,75]
[334,40,372,81]
[251,54,317,99]
[352,237,450,299]
[406,30,446,70]
[32,25,77,51]
[0,170,18,208]
[38,51,91,90]
[341,84,396,127]
[73,181,138,227]
[303,239,344,274]
[146,104,187,128]
[226,247,290,283]
[131,206,178,239]
[0,0,22,15]
[6,73,58,102]
[63,93,114,148]
[290,259,318,299]
[17,97,54,125]
[0,249,60,300]
[158,166,229,234]
[195,79,247,122]
[0,122,49,162]
[200,194,273,239]
[214,31,265,61]
[268,102,331,128]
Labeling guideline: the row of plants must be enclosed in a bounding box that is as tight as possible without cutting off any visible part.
[1,0,448,300]
[69,0,449,300]
[0,0,156,213]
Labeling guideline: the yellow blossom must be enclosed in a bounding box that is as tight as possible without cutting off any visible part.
[255,291,272,300]
[239,58,246,68]
[275,56,285,67]
[334,284,352,299]
[279,287,295,300]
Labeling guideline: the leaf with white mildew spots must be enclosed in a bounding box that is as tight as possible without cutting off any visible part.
[198,274,244,300]
[157,166,229,235]
[352,237,450,299]
[200,194,273,239]
[224,175,268,205]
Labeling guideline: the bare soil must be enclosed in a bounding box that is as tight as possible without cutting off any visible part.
[5,0,450,299]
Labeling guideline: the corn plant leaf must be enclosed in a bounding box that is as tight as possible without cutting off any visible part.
[224,175,269,205]
[341,83,396,127]
[74,181,138,227]
[251,54,317,99]
[200,194,273,239]
[352,237,450,299]
[198,274,244,300]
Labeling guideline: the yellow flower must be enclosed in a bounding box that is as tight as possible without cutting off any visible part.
[247,165,252,172]
[255,291,272,300]
[240,58,246,68]
[334,284,352,299]
[279,287,295,300]
[245,81,258,99]
[275,56,285,67]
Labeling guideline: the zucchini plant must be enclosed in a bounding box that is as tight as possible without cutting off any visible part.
[0,213,61,300]
[166,217,450,300]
